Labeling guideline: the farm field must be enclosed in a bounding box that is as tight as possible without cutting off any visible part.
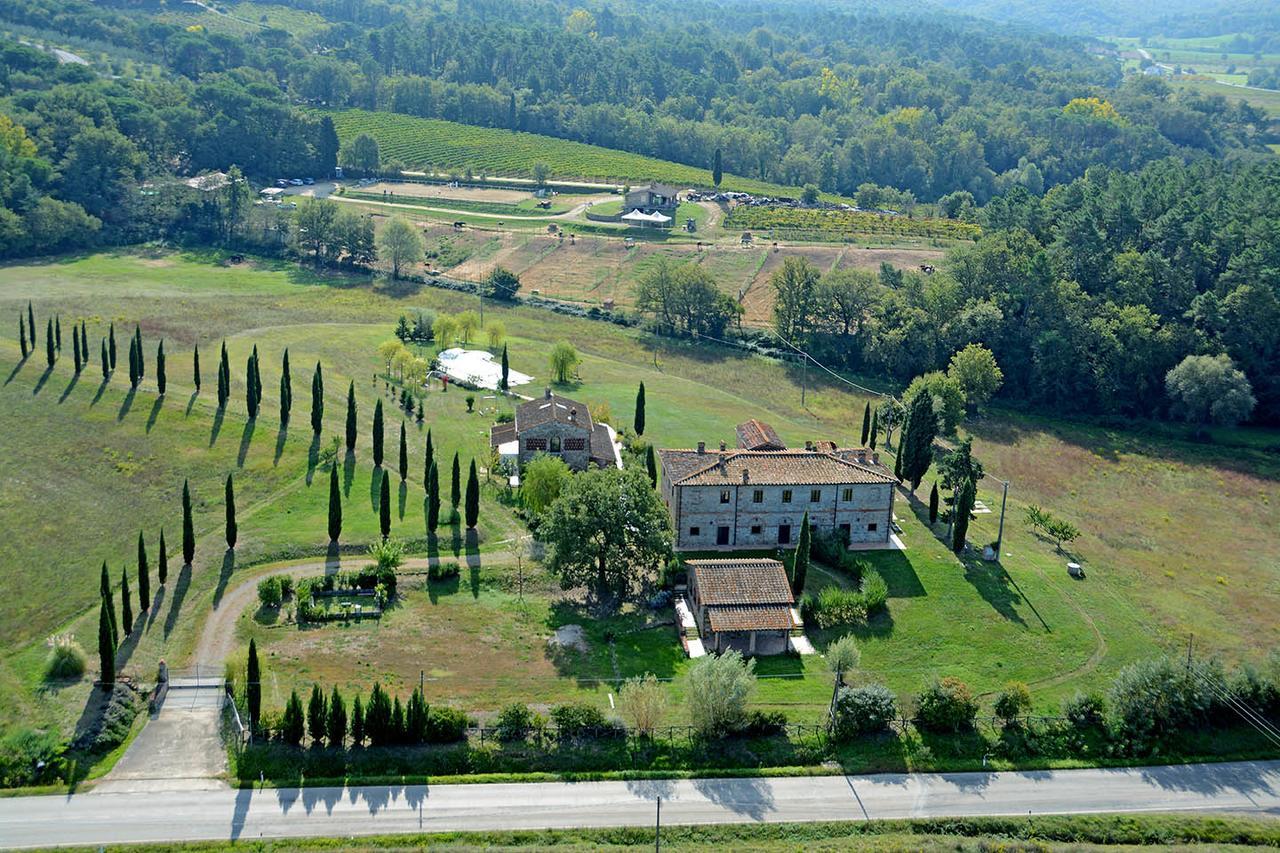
[1,251,1279,743]
[724,206,982,241]
[1168,77,1280,116]
[326,110,823,198]
[149,1,330,38]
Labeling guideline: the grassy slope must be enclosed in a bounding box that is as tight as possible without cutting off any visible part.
[2,250,1279,738]
[328,110,813,197]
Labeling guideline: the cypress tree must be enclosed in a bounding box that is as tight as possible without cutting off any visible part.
[158,529,169,585]
[712,147,723,187]
[156,339,166,395]
[398,421,408,482]
[99,561,118,648]
[308,683,327,746]
[391,696,405,745]
[929,482,940,525]
[860,402,871,446]
[426,460,440,532]
[108,323,116,369]
[72,329,81,373]
[327,463,342,541]
[101,338,109,380]
[645,444,658,487]
[450,451,461,513]
[193,344,201,392]
[134,326,144,378]
[424,429,434,485]
[27,302,35,348]
[379,470,391,539]
[869,409,879,450]
[217,341,229,408]
[80,321,87,360]
[45,318,54,368]
[246,638,261,729]
[327,686,347,748]
[465,459,479,529]
[894,413,907,481]
[499,344,509,392]
[372,399,384,467]
[952,478,976,552]
[902,392,938,491]
[182,479,196,565]
[120,566,133,635]
[19,314,28,359]
[345,381,357,451]
[245,352,259,419]
[137,530,150,612]
[310,363,324,434]
[55,315,61,350]
[350,696,365,746]
[225,473,237,548]
[280,349,292,423]
[282,690,305,746]
[793,512,811,595]
[98,594,115,689]
[127,334,139,388]
[634,382,646,436]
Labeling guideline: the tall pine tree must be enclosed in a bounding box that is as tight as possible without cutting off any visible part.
[55,315,61,350]
[952,478,976,552]
[634,382,646,435]
[182,478,196,565]
[134,326,144,378]
[18,314,28,359]
[929,481,940,525]
[79,321,87,358]
[310,363,324,434]
[245,350,259,418]
[327,463,342,542]
[645,444,658,487]
[345,381,357,451]
[137,531,150,612]
[127,333,139,388]
[217,341,230,409]
[72,328,81,373]
[225,473,237,548]
[465,459,480,529]
[372,399,384,466]
[27,302,35,348]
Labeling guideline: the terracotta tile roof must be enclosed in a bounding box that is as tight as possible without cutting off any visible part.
[736,419,786,451]
[490,422,517,448]
[516,392,592,431]
[658,449,896,487]
[706,604,796,632]
[589,422,615,467]
[689,559,794,606]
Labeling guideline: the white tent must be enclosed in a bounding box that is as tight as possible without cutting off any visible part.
[621,209,672,225]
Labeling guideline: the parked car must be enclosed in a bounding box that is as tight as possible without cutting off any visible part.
[275,179,289,188]
[304,177,315,185]
[290,178,304,186]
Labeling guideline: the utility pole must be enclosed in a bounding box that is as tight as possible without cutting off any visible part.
[801,354,808,408]
[1186,634,1194,674]
[655,796,661,852]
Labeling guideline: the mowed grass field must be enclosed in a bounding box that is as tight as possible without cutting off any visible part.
[1,250,1278,738]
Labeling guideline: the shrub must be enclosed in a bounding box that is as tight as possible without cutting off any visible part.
[994,681,1033,726]
[550,703,619,740]
[825,634,861,679]
[426,706,468,743]
[429,561,460,581]
[804,586,866,629]
[367,538,405,572]
[914,677,979,733]
[860,569,888,614]
[0,729,63,787]
[619,674,667,736]
[1062,691,1106,730]
[43,634,87,680]
[830,684,898,742]
[684,650,756,737]
[257,576,284,607]
[735,709,787,737]
[494,703,535,741]
[1108,657,1219,750]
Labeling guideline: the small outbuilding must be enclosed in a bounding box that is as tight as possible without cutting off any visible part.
[685,558,796,655]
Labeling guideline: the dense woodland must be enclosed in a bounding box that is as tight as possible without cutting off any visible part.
[0,0,1278,425]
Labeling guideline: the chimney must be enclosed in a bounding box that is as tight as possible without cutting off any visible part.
[719,440,727,452]
[719,455,727,474]
[805,440,814,451]
[857,449,867,464]
[697,441,706,454]
[568,408,576,422]
[872,451,880,465]
[544,387,552,399]
[742,468,750,484]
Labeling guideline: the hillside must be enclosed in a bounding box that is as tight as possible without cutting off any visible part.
[327,110,809,196]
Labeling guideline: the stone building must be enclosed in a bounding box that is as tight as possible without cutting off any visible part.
[686,558,796,655]
[658,421,897,551]
[490,388,621,472]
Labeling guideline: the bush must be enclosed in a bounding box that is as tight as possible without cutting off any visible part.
[550,703,619,740]
[257,576,284,607]
[43,634,86,681]
[425,706,468,743]
[860,569,888,614]
[914,677,979,733]
[830,684,898,742]
[1062,691,1106,730]
[367,538,405,573]
[1108,657,1219,750]
[493,703,535,742]
[684,650,756,737]
[429,561,460,581]
[803,586,867,629]
[619,674,667,736]
[994,681,1032,726]
[735,709,787,737]
[0,729,63,787]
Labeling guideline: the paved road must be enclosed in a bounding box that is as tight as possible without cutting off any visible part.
[2,761,1276,847]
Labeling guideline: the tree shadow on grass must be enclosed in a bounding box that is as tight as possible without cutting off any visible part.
[237,419,256,467]
[306,433,320,485]
[185,390,199,416]
[116,386,135,420]
[273,422,288,466]
[57,370,80,403]
[370,466,382,513]
[213,548,235,608]
[450,523,462,558]
[209,405,225,447]
[958,553,1033,629]
[343,450,356,496]
[91,375,110,405]
[866,550,926,598]
[145,396,163,432]
[32,365,54,396]
[4,353,28,385]
[466,529,481,598]
[144,585,166,633]
[163,563,192,639]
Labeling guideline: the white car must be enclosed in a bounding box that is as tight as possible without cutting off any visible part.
[290,178,304,186]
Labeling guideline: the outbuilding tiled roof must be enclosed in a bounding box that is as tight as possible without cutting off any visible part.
[589,422,616,467]
[490,422,517,448]
[658,449,895,487]
[736,419,786,451]
[688,559,794,606]
[515,391,592,431]
[706,605,796,632]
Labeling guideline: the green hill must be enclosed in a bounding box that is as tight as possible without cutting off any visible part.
[327,110,810,197]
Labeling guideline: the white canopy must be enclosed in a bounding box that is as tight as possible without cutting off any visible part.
[621,209,672,224]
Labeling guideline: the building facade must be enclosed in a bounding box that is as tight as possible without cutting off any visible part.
[490,388,620,472]
[658,428,897,551]
[686,558,796,656]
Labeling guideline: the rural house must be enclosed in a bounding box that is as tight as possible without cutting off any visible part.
[658,421,897,551]
[685,558,796,655]
[490,388,622,472]
[621,183,678,227]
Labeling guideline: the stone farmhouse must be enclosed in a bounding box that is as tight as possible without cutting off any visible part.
[685,558,796,655]
[658,421,897,551]
[490,388,622,472]
[621,183,678,226]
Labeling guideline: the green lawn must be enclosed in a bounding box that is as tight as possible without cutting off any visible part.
[2,249,1278,745]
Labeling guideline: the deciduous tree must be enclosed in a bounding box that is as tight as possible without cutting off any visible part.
[1165,353,1255,427]
[684,650,755,737]
[521,455,570,515]
[377,216,423,279]
[549,340,579,384]
[947,343,1003,411]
